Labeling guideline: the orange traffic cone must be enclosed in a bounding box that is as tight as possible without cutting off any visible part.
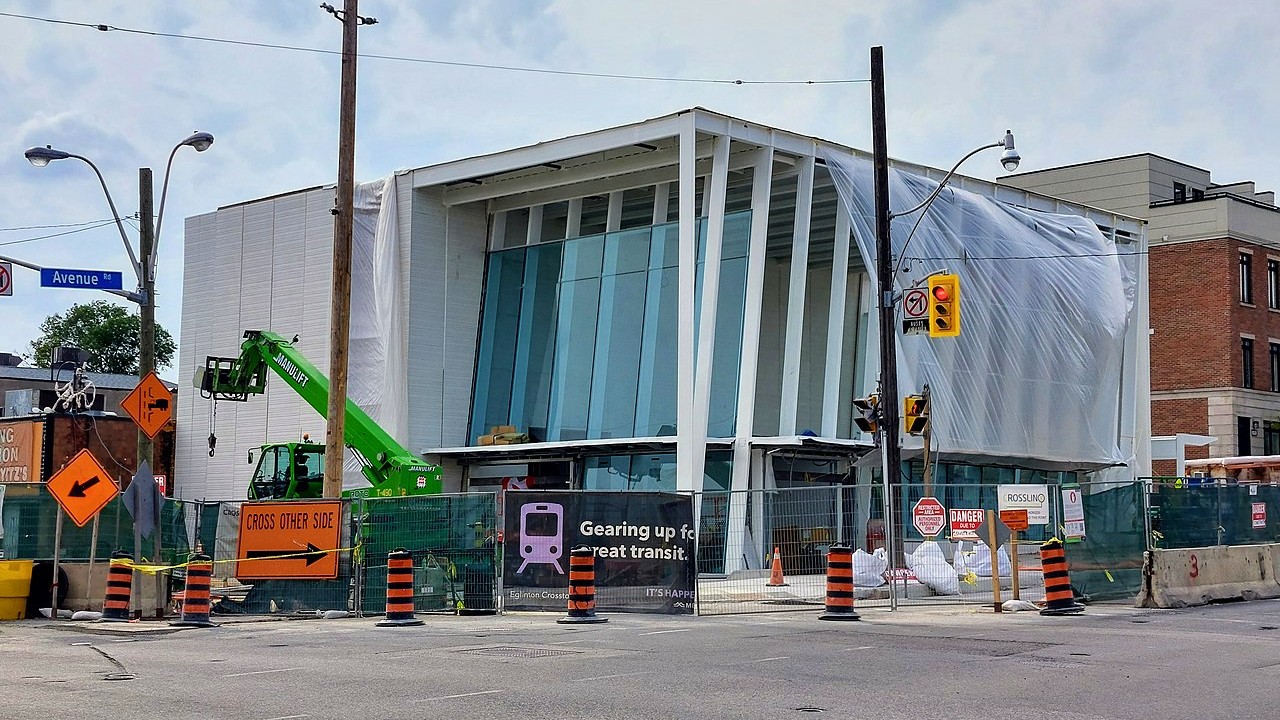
[766,546,789,587]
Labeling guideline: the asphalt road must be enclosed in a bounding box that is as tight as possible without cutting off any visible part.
[1,600,1278,720]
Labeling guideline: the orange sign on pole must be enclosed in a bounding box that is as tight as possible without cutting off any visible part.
[235,501,342,580]
[120,371,174,439]
[46,449,119,527]
[999,508,1030,531]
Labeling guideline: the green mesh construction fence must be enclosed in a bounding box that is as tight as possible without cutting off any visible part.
[1,483,195,564]
[1062,481,1146,602]
[1148,480,1280,548]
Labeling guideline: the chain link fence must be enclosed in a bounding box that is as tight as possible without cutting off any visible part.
[1147,478,1280,548]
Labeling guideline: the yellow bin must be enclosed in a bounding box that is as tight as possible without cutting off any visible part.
[0,560,34,620]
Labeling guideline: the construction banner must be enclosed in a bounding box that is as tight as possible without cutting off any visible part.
[502,491,695,615]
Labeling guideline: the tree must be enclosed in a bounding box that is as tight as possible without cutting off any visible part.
[28,300,175,375]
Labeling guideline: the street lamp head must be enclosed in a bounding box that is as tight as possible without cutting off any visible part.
[24,145,71,168]
[1000,130,1021,172]
[179,131,214,153]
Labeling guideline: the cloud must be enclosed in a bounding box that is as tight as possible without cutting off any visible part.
[0,0,1277,375]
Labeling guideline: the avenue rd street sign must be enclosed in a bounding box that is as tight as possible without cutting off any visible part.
[46,449,119,527]
[236,501,341,580]
[40,268,124,291]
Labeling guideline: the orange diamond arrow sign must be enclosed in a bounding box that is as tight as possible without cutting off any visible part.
[120,371,173,439]
[47,449,119,527]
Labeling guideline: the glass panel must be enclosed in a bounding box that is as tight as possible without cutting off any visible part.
[502,208,530,248]
[635,224,680,436]
[579,196,610,236]
[544,235,604,441]
[589,229,650,438]
[469,248,526,441]
[509,244,562,439]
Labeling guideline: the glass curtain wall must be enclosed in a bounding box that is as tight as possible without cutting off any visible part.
[470,211,753,443]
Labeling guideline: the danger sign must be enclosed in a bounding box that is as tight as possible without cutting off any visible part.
[1253,502,1267,529]
[912,497,946,537]
[949,508,983,540]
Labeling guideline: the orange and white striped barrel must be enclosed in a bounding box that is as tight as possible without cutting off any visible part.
[171,553,216,627]
[819,544,861,621]
[1039,539,1084,616]
[376,548,424,627]
[558,546,607,624]
[100,550,133,622]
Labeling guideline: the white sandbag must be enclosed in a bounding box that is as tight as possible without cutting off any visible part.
[852,548,888,587]
[969,544,1012,578]
[1001,599,1039,612]
[905,541,960,595]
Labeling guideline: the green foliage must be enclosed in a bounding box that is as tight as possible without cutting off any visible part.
[27,300,175,375]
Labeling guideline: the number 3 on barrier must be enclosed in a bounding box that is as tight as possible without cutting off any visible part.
[1189,554,1199,579]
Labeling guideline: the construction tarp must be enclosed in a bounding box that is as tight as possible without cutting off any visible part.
[823,151,1141,472]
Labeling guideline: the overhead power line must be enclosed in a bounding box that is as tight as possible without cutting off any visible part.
[0,11,870,86]
[0,219,122,247]
[0,218,117,232]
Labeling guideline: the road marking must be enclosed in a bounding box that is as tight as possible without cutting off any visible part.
[223,668,301,678]
[552,639,586,644]
[572,672,652,682]
[839,646,875,651]
[263,715,311,720]
[752,656,790,662]
[415,690,505,702]
[641,628,693,635]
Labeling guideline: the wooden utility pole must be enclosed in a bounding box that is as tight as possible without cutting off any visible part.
[323,0,374,498]
[870,46,905,564]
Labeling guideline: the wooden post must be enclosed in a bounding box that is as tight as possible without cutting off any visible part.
[987,509,1002,612]
[1010,532,1020,601]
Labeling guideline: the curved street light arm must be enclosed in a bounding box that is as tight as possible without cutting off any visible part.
[888,140,1002,278]
[67,153,143,286]
[151,142,183,282]
[887,141,1002,221]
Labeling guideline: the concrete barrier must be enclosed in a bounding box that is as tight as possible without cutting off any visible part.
[1138,544,1280,608]
[59,562,165,614]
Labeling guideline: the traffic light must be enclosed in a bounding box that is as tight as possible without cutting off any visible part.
[903,394,929,435]
[927,273,960,338]
[853,393,879,434]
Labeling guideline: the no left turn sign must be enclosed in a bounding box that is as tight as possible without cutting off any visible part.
[0,262,12,296]
[903,288,927,319]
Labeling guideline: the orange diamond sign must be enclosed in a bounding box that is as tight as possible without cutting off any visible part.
[47,449,119,527]
[120,371,173,439]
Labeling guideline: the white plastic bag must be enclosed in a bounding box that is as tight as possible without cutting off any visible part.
[852,548,888,587]
[969,543,1012,578]
[904,541,960,595]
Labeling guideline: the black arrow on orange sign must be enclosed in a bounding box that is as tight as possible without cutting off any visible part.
[69,476,101,497]
[246,543,326,566]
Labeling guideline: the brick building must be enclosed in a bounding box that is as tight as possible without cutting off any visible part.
[1001,155,1280,474]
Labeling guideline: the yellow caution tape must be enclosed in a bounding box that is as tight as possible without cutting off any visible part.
[1104,570,1115,582]
[961,570,978,586]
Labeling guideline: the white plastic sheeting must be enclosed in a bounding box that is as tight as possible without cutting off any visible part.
[823,151,1140,471]
[344,174,410,491]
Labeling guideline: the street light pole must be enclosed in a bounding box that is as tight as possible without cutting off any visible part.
[138,168,156,470]
[24,132,213,476]
[867,47,1022,566]
[869,46,905,563]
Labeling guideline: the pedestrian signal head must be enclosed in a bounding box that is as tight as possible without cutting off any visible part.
[927,273,960,338]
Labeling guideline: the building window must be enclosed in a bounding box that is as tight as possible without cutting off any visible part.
[1239,416,1253,455]
[1243,338,1255,388]
[1241,253,1254,304]
[1173,182,1187,202]
[1266,423,1280,455]
[1269,260,1280,309]
[1272,343,1280,392]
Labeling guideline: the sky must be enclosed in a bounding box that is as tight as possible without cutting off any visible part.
[1,1,1277,380]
